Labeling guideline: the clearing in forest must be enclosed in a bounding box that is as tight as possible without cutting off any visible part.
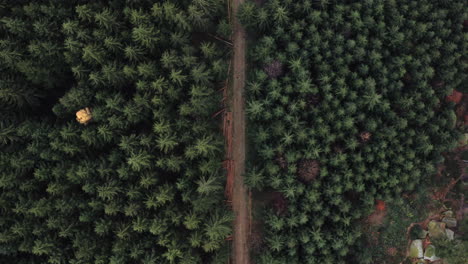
[228,0,250,263]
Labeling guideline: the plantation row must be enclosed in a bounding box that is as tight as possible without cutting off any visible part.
[240,0,466,263]
[0,1,232,263]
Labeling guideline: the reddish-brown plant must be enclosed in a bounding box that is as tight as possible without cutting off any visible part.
[297,159,320,183]
[263,60,284,79]
[360,131,372,143]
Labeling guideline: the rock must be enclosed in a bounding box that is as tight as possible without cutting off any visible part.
[424,244,435,258]
[442,210,453,218]
[428,221,446,238]
[442,217,457,228]
[410,239,424,258]
[424,244,440,261]
[445,228,454,240]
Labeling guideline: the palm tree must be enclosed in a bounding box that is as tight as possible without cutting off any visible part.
[187,5,209,30]
[246,100,265,120]
[165,156,183,172]
[138,172,157,188]
[183,213,201,230]
[288,58,302,73]
[196,175,222,195]
[200,42,217,59]
[193,135,220,157]
[169,69,187,86]
[95,9,118,31]
[157,184,177,206]
[104,37,123,52]
[245,167,265,189]
[191,65,212,84]
[0,44,21,67]
[132,217,148,233]
[123,202,140,217]
[161,51,179,69]
[267,213,285,231]
[76,4,95,22]
[82,44,105,65]
[124,46,145,62]
[203,210,232,242]
[267,234,285,252]
[127,151,151,172]
[0,79,40,108]
[274,6,289,25]
[0,122,18,145]
[32,239,55,256]
[115,222,132,240]
[257,8,270,30]
[237,1,256,28]
[137,62,156,78]
[132,25,158,49]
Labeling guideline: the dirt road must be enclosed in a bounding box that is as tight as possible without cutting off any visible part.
[230,0,249,263]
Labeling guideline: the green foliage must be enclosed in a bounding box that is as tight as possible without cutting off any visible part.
[245,167,266,190]
[409,224,424,240]
[241,0,466,262]
[0,0,231,263]
[432,238,468,264]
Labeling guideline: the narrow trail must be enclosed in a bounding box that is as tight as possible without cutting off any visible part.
[229,0,249,263]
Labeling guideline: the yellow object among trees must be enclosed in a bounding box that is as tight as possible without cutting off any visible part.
[76,107,92,125]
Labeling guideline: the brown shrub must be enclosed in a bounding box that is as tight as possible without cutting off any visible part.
[271,192,288,215]
[297,159,320,183]
[263,60,284,79]
[360,131,372,143]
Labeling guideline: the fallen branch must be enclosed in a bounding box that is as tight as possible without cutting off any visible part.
[207,33,233,46]
[212,108,225,118]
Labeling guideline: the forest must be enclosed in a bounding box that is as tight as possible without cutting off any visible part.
[0,0,467,264]
[0,0,232,263]
[239,0,466,263]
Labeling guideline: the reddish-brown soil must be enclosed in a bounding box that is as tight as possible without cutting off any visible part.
[366,201,388,227]
[230,0,249,263]
[445,89,463,104]
[297,159,320,183]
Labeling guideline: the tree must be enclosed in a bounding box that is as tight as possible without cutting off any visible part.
[94,9,118,31]
[192,135,221,157]
[245,167,266,189]
[132,25,159,49]
[127,151,152,171]
[82,44,105,65]
[0,122,18,145]
[237,2,257,29]
[196,175,222,195]
[0,79,40,108]
[202,211,232,252]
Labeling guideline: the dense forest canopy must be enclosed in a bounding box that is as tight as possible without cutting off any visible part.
[0,1,232,263]
[239,0,466,263]
[0,0,467,263]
